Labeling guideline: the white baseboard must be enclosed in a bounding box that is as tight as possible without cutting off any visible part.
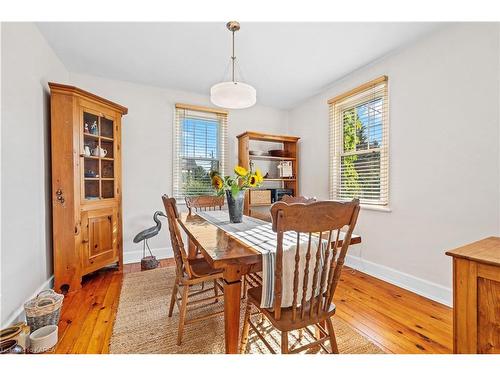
[345,254,452,307]
[123,247,173,264]
[2,276,55,328]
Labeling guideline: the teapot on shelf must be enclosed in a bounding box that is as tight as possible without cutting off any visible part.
[91,146,108,158]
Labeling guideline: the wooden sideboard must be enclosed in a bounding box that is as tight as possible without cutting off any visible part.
[446,237,500,353]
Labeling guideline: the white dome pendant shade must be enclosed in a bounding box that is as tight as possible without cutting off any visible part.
[210,21,257,110]
[210,81,256,109]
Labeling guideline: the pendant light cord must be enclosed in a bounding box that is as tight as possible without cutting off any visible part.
[231,30,236,82]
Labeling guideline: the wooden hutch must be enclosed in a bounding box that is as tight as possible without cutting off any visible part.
[49,83,128,293]
[237,131,300,220]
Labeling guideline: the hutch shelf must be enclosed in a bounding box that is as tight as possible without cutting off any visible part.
[49,82,128,293]
[237,131,300,220]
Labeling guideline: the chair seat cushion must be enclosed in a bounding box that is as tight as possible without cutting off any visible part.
[247,286,336,331]
[188,257,222,277]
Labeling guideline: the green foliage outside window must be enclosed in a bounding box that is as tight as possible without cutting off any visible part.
[341,105,381,201]
[183,165,217,196]
[342,108,362,197]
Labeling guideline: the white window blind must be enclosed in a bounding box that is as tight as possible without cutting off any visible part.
[173,103,228,199]
[329,76,389,206]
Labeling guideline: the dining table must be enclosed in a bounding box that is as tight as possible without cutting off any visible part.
[177,210,362,354]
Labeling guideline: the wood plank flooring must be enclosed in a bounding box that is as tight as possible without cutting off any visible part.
[54,259,452,354]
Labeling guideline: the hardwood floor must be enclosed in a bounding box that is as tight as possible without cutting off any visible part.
[53,260,452,354]
[335,268,452,353]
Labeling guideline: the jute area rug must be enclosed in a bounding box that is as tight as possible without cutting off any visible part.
[109,267,384,354]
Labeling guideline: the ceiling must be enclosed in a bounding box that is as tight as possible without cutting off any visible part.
[36,22,443,109]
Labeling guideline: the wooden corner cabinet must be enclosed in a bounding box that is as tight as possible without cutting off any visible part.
[237,131,300,220]
[49,83,128,293]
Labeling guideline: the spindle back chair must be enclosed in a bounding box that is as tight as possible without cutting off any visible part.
[163,195,189,278]
[240,199,360,354]
[162,195,224,345]
[244,195,317,292]
[279,195,317,205]
[185,195,224,215]
[184,195,225,258]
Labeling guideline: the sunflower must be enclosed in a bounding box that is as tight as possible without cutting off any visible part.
[248,175,258,187]
[234,165,248,176]
[211,175,223,191]
[254,169,263,184]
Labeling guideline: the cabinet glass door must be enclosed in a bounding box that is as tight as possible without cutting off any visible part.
[82,110,116,200]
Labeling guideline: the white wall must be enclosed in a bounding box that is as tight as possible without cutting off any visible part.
[68,73,289,263]
[288,23,500,305]
[1,23,69,326]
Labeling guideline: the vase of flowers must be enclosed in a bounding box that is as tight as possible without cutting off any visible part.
[211,165,263,223]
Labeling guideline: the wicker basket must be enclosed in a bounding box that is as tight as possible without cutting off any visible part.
[250,189,271,205]
[24,290,64,332]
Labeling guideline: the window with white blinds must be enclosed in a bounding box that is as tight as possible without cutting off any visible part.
[173,103,228,199]
[329,76,389,206]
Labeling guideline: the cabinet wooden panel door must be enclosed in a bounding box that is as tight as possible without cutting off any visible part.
[81,207,118,272]
[477,274,500,353]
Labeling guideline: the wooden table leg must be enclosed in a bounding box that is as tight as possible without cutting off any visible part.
[223,278,242,354]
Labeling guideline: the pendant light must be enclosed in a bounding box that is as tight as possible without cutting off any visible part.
[210,21,257,109]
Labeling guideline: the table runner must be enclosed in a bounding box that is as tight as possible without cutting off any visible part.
[196,210,328,309]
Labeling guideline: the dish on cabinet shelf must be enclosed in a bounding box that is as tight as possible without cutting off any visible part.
[268,149,289,157]
[249,150,268,156]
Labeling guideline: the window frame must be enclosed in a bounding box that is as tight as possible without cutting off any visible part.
[173,103,228,200]
[329,76,389,208]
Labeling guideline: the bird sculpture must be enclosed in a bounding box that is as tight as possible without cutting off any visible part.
[133,211,167,269]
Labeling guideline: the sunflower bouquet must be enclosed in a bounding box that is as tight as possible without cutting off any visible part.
[210,165,264,222]
[210,165,264,198]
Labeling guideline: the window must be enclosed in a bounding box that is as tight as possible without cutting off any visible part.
[173,103,228,198]
[329,76,389,206]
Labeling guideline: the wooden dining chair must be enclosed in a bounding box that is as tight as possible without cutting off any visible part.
[239,199,360,354]
[185,195,225,259]
[162,195,225,345]
[244,196,318,292]
[279,195,317,204]
[185,195,224,215]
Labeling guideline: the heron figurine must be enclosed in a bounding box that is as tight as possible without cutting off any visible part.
[133,211,167,270]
